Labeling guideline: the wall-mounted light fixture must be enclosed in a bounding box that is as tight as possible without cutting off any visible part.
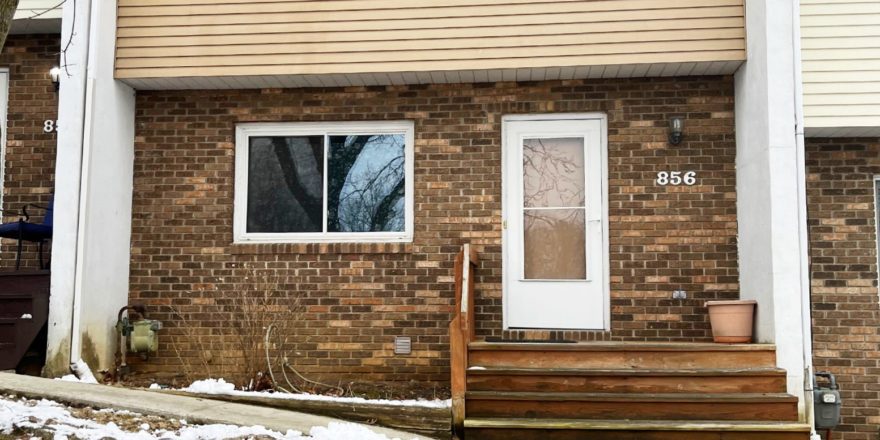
[668,116,684,145]
[49,66,61,92]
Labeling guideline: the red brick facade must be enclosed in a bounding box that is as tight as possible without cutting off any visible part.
[129,77,739,383]
[806,137,880,440]
[0,35,59,270]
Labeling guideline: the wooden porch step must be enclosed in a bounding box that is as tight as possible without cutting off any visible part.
[464,418,812,440]
[466,367,788,394]
[467,341,777,369]
[465,391,799,421]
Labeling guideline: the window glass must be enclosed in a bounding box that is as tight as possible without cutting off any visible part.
[247,135,324,233]
[328,134,405,233]
[523,137,585,208]
[523,206,587,280]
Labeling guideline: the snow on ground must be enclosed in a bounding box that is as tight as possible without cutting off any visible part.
[54,359,99,384]
[0,394,418,440]
[179,378,451,409]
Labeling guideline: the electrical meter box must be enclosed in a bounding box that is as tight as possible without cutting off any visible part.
[813,371,841,430]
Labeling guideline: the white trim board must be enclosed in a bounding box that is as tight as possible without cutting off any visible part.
[874,176,880,305]
[0,70,9,214]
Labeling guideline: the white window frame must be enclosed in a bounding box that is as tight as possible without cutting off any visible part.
[234,121,414,243]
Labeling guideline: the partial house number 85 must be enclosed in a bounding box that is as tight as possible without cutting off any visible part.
[43,120,59,133]
[656,171,697,186]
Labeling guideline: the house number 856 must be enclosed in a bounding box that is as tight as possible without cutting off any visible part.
[657,171,696,186]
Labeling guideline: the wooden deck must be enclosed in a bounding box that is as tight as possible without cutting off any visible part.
[448,245,811,439]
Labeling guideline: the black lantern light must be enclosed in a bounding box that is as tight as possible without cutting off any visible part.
[49,66,60,92]
[668,117,684,145]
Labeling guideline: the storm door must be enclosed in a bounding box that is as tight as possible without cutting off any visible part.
[502,115,608,330]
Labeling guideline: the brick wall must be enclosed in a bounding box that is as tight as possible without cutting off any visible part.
[806,137,880,440]
[130,77,739,384]
[0,34,59,270]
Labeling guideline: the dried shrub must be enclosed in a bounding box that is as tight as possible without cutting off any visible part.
[169,266,303,389]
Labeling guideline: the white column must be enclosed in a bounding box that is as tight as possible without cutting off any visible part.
[45,0,136,377]
[45,0,92,377]
[734,0,810,419]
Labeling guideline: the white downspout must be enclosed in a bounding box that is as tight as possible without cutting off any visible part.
[68,0,94,361]
[791,1,818,438]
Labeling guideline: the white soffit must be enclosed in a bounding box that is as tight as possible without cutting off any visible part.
[11,0,63,34]
[120,60,744,91]
[805,126,880,138]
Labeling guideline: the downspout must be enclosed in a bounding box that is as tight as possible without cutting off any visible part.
[68,0,94,361]
[791,1,819,438]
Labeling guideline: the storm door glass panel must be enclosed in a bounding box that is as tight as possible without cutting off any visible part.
[247,135,324,233]
[327,134,406,233]
[522,137,587,280]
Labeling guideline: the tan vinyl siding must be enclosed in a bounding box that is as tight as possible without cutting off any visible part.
[801,0,880,133]
[115,0,746,80]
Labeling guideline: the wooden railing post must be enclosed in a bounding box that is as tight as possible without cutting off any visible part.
[451,243,478,437]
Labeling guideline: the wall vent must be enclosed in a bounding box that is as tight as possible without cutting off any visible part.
[394,336,412,355]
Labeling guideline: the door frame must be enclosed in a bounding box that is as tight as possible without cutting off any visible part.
[501,113,610,331]
[0,69,8,211]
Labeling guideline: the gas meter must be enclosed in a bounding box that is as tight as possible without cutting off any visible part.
[116,306,162,353]
[813,371,841,430]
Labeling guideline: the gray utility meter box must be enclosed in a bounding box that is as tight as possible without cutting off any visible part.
[813,371,841,430]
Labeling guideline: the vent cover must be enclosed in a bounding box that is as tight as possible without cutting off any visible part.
[394,336,412,355]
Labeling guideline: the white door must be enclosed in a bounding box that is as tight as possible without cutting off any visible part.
[502,115,608,330]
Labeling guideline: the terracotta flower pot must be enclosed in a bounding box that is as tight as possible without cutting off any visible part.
[706,300,757,343]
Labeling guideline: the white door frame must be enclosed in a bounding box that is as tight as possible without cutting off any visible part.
[0,69,9,211]
[501,113,610,331]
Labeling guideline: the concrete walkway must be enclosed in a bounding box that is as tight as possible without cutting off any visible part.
[0,373,428,439]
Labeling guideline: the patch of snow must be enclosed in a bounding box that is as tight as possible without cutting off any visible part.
[183,378,235,394]
[183,378,450,408]
[57,374,82,382]
[69,359,99,384]
[181,379,450,409]
[0,396,418,440]
[97,408,135,416]
[148,383,161,390]
[165,424,302,440]
[310,422,415,440]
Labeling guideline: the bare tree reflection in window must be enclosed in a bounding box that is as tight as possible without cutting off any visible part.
[328,134,406,232]
[247,136,324,233]
[522,138,587,280]
[523,138,585,208]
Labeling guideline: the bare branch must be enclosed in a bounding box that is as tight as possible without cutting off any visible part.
[0,0,20,50]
